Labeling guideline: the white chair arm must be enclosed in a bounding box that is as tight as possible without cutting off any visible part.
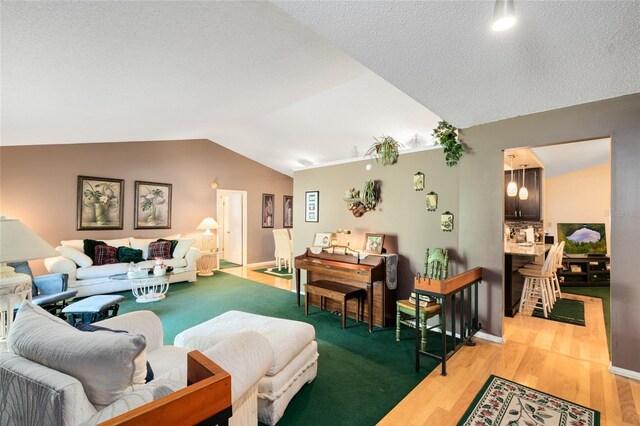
[95,311,164,352]
[44,256,77,280]
[184,247,202,270]
[203,331,273,403]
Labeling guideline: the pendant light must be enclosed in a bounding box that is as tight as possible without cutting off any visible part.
[506,155,517,197]
[492,0,516,32]
[519,164,529,200]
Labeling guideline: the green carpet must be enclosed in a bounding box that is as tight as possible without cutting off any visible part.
[562,286,611,355]
[458,375,600,425]
[532,298,585,326]
[254,266,293,279]
[219,259,241,269]
[113,272,439,426]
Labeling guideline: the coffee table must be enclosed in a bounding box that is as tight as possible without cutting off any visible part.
[111,272,172,303]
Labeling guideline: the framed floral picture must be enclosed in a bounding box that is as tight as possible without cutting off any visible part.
[134,181,172,229]
[364,233,385,254]
[283,195,293,228]
[77,176,124,230]
[262,193,275,228]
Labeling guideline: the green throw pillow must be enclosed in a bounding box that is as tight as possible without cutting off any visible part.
[83,239,106,262]
[156,239,178,256]
[117,246,145,263]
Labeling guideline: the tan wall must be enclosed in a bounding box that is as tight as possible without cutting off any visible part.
[544,163,611,254]
[459,94,640,373]
[0,139,293,273]
[293,148,460,298]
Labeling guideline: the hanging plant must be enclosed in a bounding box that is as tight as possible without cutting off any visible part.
[365,135,401,166]
[432,121,464,167]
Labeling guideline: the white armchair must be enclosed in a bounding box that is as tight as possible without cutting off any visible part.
[272,229,293,273]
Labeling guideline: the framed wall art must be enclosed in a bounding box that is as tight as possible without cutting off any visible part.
[305,191,319,223]
[283,195,293,228]
[262,193,275,228]
[77,176,124,230]
[441,211,454,232]
[414,172,425,191]
[134,181,172,229]
[364,233,385,254]
[426,191,438,211]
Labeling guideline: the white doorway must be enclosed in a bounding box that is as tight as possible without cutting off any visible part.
[216,189,247,267]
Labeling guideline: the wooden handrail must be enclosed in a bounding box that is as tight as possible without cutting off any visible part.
[100,350,232,426]
[414,267,483,295]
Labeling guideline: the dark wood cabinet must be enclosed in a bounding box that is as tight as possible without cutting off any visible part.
[504,168,541,220]
[558,256,610,286]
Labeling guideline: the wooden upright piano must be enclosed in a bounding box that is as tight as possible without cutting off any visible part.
[294,248,396,332]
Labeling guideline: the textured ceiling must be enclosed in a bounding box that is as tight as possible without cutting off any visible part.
[274,0,640,128]
[2,2,638,176]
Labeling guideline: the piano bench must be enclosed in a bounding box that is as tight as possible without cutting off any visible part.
[304,280,366,329]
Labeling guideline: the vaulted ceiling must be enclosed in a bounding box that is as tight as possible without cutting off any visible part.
[2,1,639,176]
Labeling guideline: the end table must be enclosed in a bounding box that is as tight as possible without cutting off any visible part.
[197,250,220,277]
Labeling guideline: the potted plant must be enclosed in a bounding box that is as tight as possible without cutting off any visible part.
[365,135,401,166]
[432,121,464,167]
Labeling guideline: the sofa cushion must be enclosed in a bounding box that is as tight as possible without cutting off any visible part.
[7,301,148,407]
[83,239,106,262]
[102,238,131,249]
[147,240,172,260]
[61,239,84,251]
[129,238,157,260]
[117,246,145,263]
[95,245,119,266]
[172,239,196,260]
[76,263,129,280]
[56,245,93,268]
[156,238,179,255]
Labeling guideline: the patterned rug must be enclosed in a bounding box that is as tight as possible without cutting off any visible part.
[458,375,600,426]
[254,266,293,279]
[532,298,585,326]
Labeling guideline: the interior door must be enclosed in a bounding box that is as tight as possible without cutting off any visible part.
[225,193,243,265]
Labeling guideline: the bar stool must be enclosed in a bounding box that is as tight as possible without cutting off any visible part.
[518,244,557,317]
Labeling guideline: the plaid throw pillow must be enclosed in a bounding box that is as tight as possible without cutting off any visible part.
[147,240,172,260]
[94,245,118,266]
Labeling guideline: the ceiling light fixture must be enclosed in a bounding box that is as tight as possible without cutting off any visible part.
[492,0,516,31]
[519,164,529,200]
[506,155,517,197]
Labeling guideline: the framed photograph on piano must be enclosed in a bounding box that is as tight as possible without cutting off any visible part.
[363,233,385,254]
[312,232,332,248]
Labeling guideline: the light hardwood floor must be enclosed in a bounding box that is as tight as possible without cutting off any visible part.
[221,266,640,425]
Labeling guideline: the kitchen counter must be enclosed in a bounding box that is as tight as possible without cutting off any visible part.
[503,243,551,317]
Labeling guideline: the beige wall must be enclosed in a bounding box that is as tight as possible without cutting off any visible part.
[460,94,640,373]
[0,139,293,272]
[293,148,460,299]
[544,163,611,254]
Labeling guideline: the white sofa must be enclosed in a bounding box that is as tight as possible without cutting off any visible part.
[44,236,201,298]
[0,301,273,426]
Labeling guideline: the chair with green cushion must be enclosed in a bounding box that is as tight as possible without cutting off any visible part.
[396,248,448,351]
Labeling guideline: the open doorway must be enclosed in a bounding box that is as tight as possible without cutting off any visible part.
[502,137,612,360]
[216,189,247,268]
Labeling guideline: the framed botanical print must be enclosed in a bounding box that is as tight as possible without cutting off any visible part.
[77,176,124,230]
[134,181,172,229]
[364,233,385,254]
[305,191,319,223]
[283,195,293,228]
[414,172,425,191]
[262,193,274,228]
[426,192,438,211]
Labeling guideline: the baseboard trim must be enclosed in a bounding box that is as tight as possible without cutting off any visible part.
[609,365,640,380]
[474,331,504,344]
[246,261,276,268]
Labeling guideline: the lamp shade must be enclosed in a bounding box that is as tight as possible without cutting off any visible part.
[507,181,518,197]
[0,217,57,263]
[196,217,219,233]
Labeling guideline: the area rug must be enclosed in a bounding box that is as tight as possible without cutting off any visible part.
[254,266,293,279]
[533,298,585,326]
[458,375,600,426]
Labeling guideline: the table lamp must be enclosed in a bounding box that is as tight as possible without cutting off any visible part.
[196,217,219,252]
[0,216,57,340]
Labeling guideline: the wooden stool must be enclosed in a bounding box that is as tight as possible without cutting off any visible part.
[304,280,365,328]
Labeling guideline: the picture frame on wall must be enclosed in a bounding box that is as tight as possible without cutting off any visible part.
[134,181,172,230]
[283,195,293,228]
[262,193,275,228]
[77,175,124,231]
[305,191,319,223]
[363,233,385,254]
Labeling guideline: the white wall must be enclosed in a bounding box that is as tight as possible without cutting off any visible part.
[544,163,611,254]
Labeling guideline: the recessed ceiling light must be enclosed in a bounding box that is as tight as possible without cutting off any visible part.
[492,0,516,31]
